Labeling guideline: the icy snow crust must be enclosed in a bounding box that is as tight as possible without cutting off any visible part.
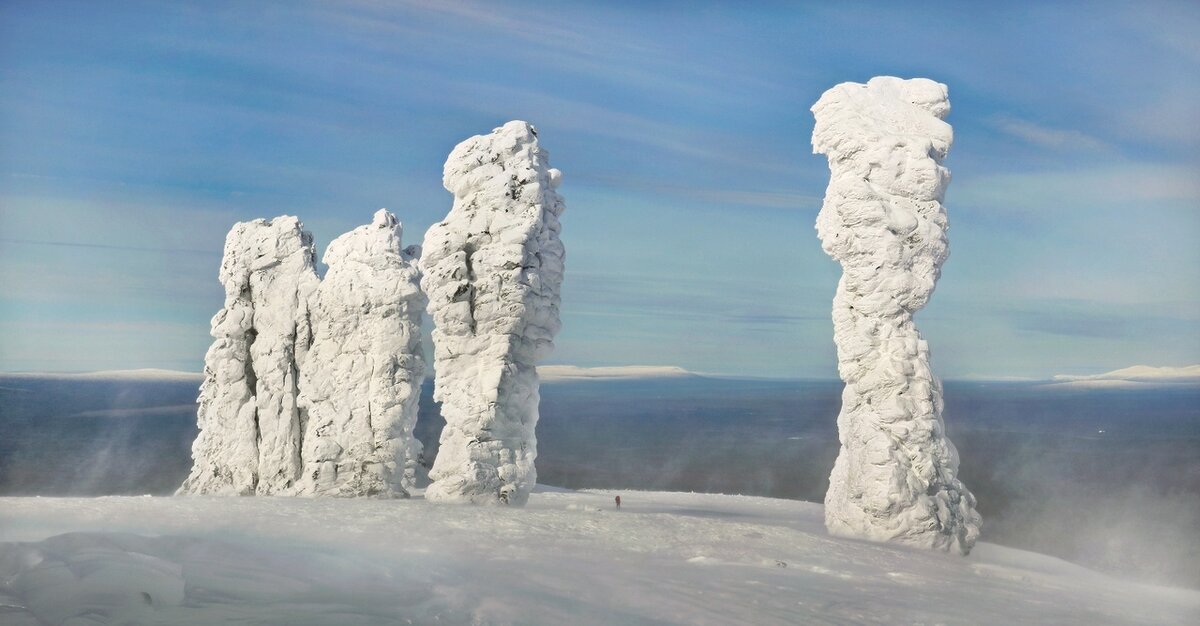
[812,77,981,554]
[179,216,319,496]
[179,211,426,498]
[420,121,565,506]
[2,491,1196,625]
[294,209,427,497]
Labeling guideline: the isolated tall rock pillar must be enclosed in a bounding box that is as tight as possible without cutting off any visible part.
[811,77,981,554]
[294,209,427,497]
[179,216,319,495]
[421,121,566,505]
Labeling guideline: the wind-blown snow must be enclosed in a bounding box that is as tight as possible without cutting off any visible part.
[812,77,980,554]
[1,491,1195,625]
[420,120,566,506]
[294,209,427,497]
[179,216,319,496]
[1050,364,1200,388]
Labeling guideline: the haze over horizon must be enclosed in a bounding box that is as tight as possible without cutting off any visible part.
[2,1,1197,378]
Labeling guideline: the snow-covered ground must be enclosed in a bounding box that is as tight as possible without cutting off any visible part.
[1,490,1196,625]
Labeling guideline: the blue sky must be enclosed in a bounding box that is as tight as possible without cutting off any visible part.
[1,0,1197,378]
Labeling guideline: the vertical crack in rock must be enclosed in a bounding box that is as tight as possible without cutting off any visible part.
[179,216,319,495]
[811,77,981,554]
[295,209,427,497]
[420,120,566,506]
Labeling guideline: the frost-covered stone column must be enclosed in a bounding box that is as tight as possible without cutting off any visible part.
[811,77,981,554]
[421,121,565,505]
[179,216,319,495]
[294,209,427,497]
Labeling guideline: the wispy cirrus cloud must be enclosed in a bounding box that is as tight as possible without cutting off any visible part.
[952,163,1200,212]
[1119,86,1200,148]
[983,297,1200,340]
[571,175,820,210]
[1,0,1197,376]
[319,0,769,105]
[430,79,803,179]
[0,238,217,256]
[990,115,1109,152]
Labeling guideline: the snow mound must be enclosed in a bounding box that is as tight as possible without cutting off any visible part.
[420,120,566,506]
[812,76,980,554]
[1,492,1195,625]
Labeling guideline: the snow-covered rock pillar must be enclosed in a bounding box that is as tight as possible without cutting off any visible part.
[294,209,427,497]
[421,121,566,505]
[179,216,319,495]
[811,77,981,554]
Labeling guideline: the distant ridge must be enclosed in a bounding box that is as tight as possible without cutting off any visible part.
[1048,364,1200,389]
[537,365,694,382]
[0,366,697,384]
[11,366,1197,388]
[1,368,204,381]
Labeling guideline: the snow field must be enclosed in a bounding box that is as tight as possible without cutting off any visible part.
[1,490,1196,625]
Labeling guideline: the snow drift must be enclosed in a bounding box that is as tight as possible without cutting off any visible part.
[2,491,1196,625]
[420,120,566,505]
[812,76,981,554]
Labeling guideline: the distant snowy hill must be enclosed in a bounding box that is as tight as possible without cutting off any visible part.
[3,369,204,382]
[537,365,695,381]
[1050,365,1200,389]
[1,490,1196,625]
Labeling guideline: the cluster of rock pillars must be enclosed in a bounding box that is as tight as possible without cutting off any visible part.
[181,78,981,555]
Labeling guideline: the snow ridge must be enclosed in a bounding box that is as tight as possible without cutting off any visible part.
[420,120,566,506]
[812,77,980,554]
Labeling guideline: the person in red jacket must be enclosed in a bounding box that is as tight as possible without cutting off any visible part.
[615,495,621,510]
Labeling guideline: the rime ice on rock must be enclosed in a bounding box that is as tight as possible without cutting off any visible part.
[179,216,319,495]
[420,120,566,505]
[294,209,427,497]
[811,77,981,554]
